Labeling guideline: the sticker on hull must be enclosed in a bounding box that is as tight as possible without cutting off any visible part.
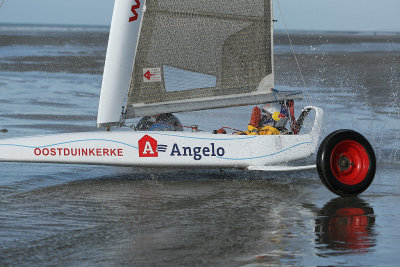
[138,135,225,161]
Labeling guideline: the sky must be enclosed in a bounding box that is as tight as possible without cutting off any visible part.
[0,0,399,32]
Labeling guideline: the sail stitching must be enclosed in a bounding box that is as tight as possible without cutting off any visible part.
[146,8,264,22]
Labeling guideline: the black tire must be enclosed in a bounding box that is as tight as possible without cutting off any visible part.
[316,130,376,196]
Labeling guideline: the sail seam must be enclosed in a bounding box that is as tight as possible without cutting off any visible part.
[146,8,264,22]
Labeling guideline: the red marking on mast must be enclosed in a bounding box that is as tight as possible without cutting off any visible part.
[129,0,141,22]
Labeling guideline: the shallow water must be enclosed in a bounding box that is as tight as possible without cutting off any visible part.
[0,25,400,266]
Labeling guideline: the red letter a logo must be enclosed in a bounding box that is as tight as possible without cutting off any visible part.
[138,135,158,157]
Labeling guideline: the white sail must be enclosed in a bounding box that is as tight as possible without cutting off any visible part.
[97,0,145,127]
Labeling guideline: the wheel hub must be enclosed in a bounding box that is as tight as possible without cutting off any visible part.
[330,140,371,186]
[338,155,351,171]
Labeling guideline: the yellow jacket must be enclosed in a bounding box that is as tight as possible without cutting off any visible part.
[258,125,281,135]
[238,125,280,135]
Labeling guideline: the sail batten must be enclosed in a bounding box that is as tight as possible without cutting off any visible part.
[127,91,303,118]
[126,0,273,118]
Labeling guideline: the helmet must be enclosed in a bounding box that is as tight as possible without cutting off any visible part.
[261,104,289,128]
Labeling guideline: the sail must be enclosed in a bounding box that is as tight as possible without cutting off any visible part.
[97,0,145,127]
[126,0,279,118]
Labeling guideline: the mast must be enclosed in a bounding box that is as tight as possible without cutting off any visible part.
[97,0,145,128]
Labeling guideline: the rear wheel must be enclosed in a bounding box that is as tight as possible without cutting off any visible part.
[317,130,376,196]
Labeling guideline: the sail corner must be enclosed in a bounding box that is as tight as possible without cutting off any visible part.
[257,74,275,93]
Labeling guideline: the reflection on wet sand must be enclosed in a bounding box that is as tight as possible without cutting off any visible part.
[0,172,308,266]
[315,197,376,255]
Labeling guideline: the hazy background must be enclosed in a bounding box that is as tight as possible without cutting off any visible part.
[0,0,399,32]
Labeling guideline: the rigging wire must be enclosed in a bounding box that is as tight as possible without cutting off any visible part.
[0,0,5,8]
[275,0,312,105]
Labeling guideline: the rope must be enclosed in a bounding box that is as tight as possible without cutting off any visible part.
[275,0,312,105]
[0,0,5,8]
[221,126,243,133]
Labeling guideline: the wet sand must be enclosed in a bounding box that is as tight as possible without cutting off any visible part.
[1,166,398,266]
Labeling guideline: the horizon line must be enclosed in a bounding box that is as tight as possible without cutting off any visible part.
[0,22,399,36]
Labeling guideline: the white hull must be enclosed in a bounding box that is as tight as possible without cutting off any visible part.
[0,107,322,169]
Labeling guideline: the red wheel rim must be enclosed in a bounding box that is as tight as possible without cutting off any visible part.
[330,140,370,185]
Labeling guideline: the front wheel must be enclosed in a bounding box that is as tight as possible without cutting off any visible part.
[317,130,376,196]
